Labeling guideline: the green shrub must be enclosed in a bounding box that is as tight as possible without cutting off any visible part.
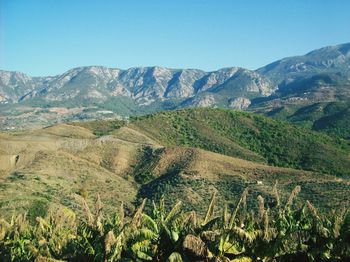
[27,200,49,223]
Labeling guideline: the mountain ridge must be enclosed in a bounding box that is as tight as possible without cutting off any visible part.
[0,65,274,103]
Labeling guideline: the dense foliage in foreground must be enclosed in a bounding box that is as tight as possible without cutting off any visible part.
[0,187,349,262]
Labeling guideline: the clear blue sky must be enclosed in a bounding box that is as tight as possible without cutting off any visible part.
[1,0,350,76]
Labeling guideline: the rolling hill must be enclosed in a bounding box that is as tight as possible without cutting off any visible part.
[1,108,349,220]
[129,108,350,176]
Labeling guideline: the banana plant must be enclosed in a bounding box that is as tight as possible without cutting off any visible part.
[126,197,197,261]
[333,211,350,259]
[75,194,125,262]
[31,207,77,260]
[0,187,349,261]
[199,189,256,261]
[0,214,34,261]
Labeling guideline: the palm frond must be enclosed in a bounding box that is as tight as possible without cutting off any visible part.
[165,201,182,224]
[130,199,147,228]
[167,251,183,262]
[202,191,217,226]
[229,188,249,229]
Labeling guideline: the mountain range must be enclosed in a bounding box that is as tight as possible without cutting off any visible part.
[0,66,274,107]
[1,42,350,134]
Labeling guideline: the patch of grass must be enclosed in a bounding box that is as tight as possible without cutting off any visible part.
[78,186,89,200]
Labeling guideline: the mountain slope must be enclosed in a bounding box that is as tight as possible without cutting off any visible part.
[0,71,52,103]
[73,108,350,177]
[257,42,350,82]
[250,43,350,133]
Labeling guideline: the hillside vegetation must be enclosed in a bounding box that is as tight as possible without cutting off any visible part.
[129,108,350,176]
[313,103,350,139]
[254,101,350,140]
